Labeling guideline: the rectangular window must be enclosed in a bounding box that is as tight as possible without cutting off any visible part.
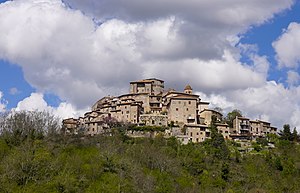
[176,108,178,111]
[188,101,191,105]
[190,132,193,137]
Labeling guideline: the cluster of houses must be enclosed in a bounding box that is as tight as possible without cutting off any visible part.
[62,78,277,144]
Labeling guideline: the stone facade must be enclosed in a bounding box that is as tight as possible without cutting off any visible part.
[231,116,278,141]
[216,123,231,140]
[139,114,168,126]
[62,78,278,143]
[199,109,223,126]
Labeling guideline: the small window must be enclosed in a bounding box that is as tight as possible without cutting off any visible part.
[186,108,189,111]
[176,108,178,111]
[188,101,191,105]
[197,132,199,135]
[190,132,193,137]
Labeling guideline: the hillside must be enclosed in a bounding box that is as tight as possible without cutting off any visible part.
[1,111,300,193]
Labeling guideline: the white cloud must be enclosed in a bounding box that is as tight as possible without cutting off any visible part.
[0,0,293,109]
[287,70,300,86]
[197,82,300,132]
[14,93,87,119]
[64,0,294,26]
[0,0,298,131]
[273,22,300,69]
[144,50,267,92]
[15,93,48,112]
[0,91,7,113]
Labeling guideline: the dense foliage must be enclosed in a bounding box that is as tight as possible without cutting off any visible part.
[1,111,300,193]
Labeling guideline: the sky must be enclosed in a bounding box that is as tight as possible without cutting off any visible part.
[0,0,300,130]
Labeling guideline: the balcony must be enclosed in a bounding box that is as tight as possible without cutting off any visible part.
[240,122,249,126]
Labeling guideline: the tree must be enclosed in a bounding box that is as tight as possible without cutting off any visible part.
[281,124,292,141]
[0,111,60,147]
[213,107,223,115]
[207,124,230,160]
[292,127,298,142]
[225,109,242,128]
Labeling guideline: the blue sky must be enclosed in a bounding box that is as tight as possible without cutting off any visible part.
[239,0,300,83]
[0,0,300,130]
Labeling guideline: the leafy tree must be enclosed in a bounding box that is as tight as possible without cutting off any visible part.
[207,124,230,160]
[0,111,60,147]
[257,137,268,147]
[225,109,242,128]
[281,124,292,141]
[292,127,298,142]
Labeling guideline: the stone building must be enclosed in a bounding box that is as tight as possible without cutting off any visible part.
[62,78,278,143]
[199,109,223,126]
[62,118,78,134]
[231,116,278,141]
[185,124,210,143]
[250,120,277,138]
[216,123,231,140]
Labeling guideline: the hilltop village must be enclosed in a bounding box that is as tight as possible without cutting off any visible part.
[63,78,277,144]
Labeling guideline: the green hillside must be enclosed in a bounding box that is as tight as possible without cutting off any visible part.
[1,111,300,193]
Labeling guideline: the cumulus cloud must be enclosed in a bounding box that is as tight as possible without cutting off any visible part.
[14,93,87,119]
[64,0,294,60]
[287,70,300,86]
[0,0,289,108]
[64,0,293,26]
[0,91,7,113]
[0,0,297,130]
[273,22,300,69]
[197,82,300,132]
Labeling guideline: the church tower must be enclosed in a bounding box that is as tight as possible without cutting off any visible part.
[184,84,193,94]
